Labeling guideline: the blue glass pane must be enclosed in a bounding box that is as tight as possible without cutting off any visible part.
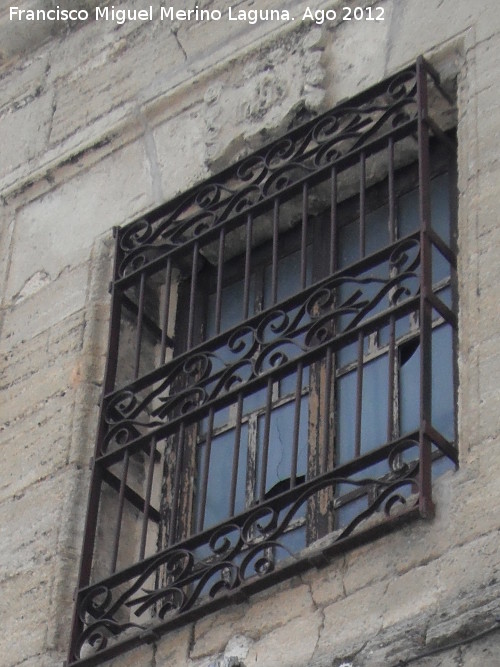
[243,386,268,415]
[399,339,420,435]
[337,341,357,368]
[199,407,231,435]
[361,354,389,453]
[201,424,249,528]
[436,285,452,310]
[277,525,306,555]
[398,173,450,241]
[336,370,356,464]
[432,325,455,441]
[280,366,309,396]
[337,495,368,529]
[257,398,308,494]
[432,244,450,285]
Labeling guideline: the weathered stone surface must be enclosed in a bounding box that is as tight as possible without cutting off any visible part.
[384,0,475,73]
[154,625,193,665]
[317,580,387,659]
[0,90,54,178]
[4,140,151,302]
[244,609,323,667]
[153,104,210,202]
[0,562,54,665]
[191,603,250,659]
[49,24,184,146]
[0,467,80,580]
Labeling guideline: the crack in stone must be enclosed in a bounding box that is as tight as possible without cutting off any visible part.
[172,28,188,60]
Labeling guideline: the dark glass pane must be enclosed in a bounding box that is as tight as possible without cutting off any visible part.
[365,204,389,255]
[338,220,359,267]
[207,277,255,337]
[263,246,313,308]
[398,187,419,238]
[430,172,451,244]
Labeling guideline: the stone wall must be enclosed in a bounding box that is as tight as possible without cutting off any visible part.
[0,1,499,665]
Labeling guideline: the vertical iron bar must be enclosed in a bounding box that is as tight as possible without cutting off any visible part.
[229,393,244,515]
[388,137,396,244]
[387,319,396,441]
[387,137,397,442]
[187,241,200,350]
[290,363,303,487]
[359,151,366,258]
[354,333,364,458]
[301,183,308,289]
[416,57,434,517]
[214,228,225,335]
[330,167,338,275]
[139,439,157,561]
[159,257,172,365]
[328,167,337,474]
[243,214,253,319]
[134,272,146,379]
[322,348,333,473]
[259,377,274,501]
[110,449,130,573]
[169,422,185,546]
[271,198,279,305]
[197,408,215,532]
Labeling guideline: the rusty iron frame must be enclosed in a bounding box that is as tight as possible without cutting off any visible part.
[66,57,457,666]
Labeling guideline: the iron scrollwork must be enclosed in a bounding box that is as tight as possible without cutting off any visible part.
[74,440,420,661]
[102,238,420,454]
[117,69,418,277]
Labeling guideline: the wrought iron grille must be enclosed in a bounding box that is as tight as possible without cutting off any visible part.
[67,57,457,666]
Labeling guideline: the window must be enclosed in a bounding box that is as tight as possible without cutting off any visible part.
[68,58,457,666]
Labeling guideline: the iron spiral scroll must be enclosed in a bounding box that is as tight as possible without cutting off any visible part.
[116,68,418,278]
[102,237,421,455]
[75,438,421,661]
